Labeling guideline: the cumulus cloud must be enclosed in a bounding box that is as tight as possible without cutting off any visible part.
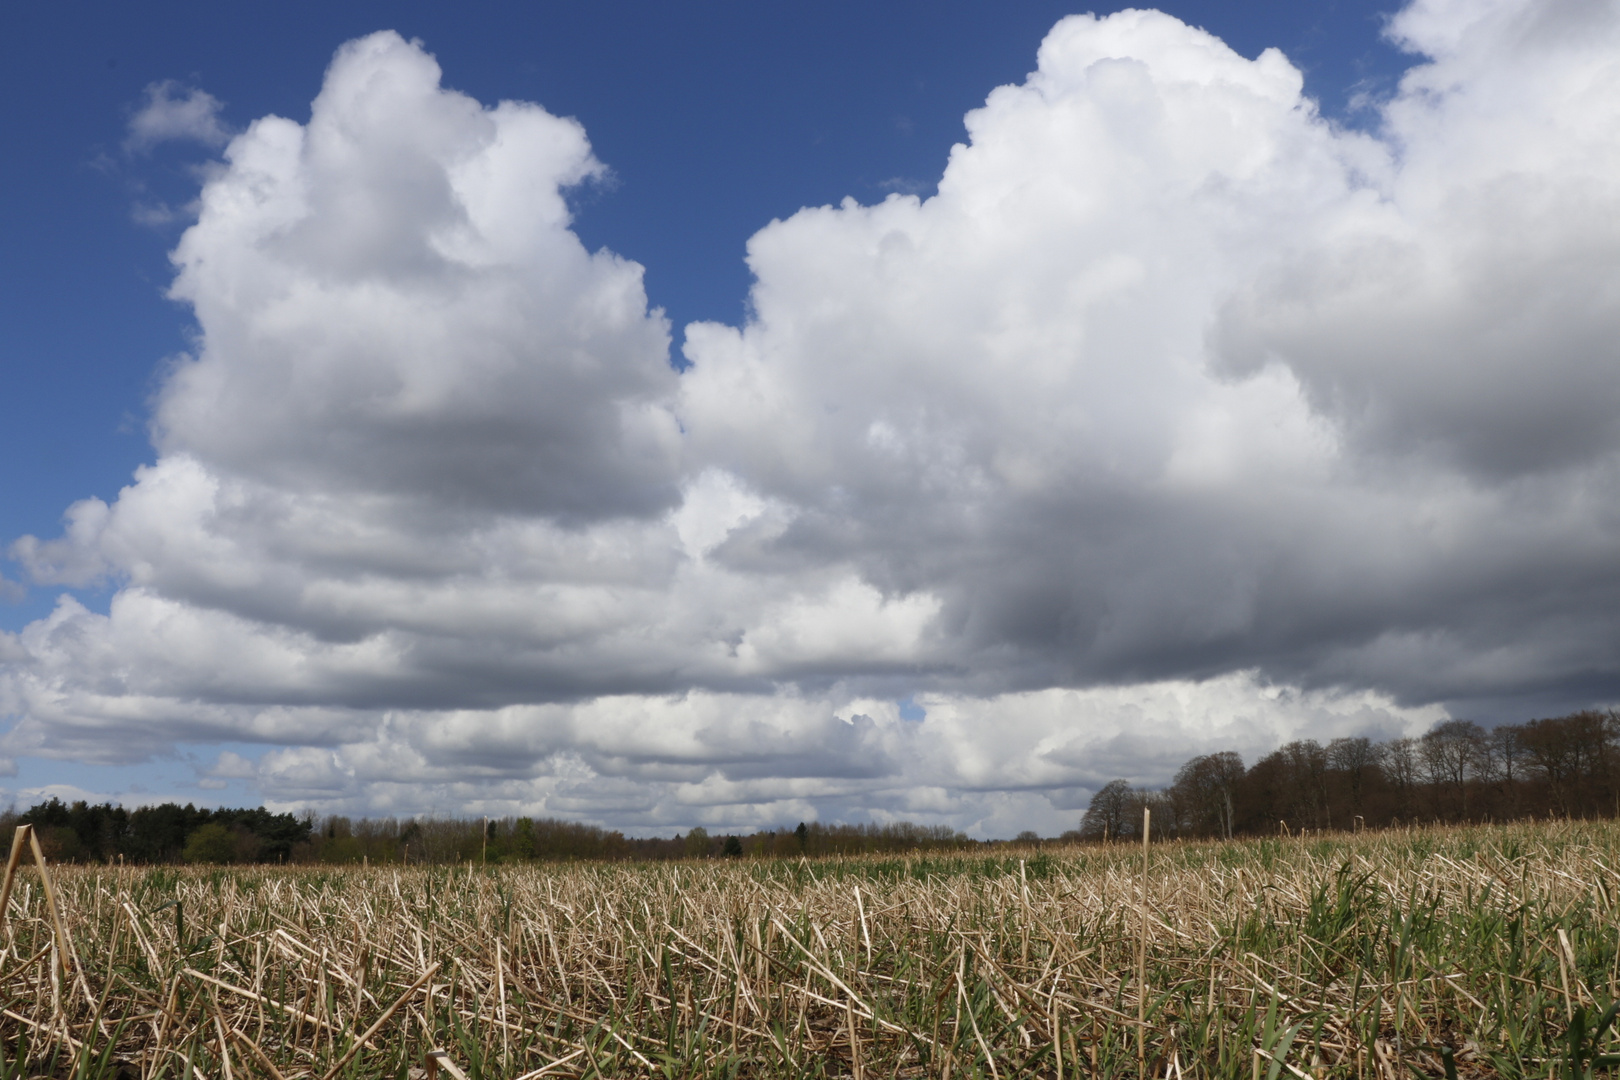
[1215,0,1620,476]
[4,4,1620,832]
[678,2,1620,705]
[207,750,257,778]
[155,34,679,520]
[10,497,113,586]
[125,81,231,153]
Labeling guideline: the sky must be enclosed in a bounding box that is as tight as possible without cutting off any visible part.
[2,0,1618,836]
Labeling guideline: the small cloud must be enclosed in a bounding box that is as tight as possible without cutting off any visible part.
[0,572,23,605]
[125,80,230,154]
[876,176,927,196]
[130,193,207,228]
[1345,76,1394,115]
[17,783,99,803]
[206,751,259,780]
[131,201,187,227]
[197,778,228,790]
[9,497,111,587]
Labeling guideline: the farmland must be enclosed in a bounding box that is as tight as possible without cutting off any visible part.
[3,820,1620,1078]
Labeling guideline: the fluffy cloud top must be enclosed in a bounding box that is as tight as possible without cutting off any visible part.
[4,3,1620,832]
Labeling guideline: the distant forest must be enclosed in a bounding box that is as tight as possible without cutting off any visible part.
[1081,709,1620,840]
[0,799,974,866]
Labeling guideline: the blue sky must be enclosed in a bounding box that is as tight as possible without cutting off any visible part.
[5,0,1616,834]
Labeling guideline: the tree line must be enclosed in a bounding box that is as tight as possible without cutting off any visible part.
[1079,710,1620,840]
[284,816,972,864]
[3,799,311,864]
[0,799,973,865]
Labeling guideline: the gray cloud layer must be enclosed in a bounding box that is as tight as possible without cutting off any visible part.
[4,1,1620,832]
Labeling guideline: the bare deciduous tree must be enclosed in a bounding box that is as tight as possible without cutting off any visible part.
[1171,752,1244,839]
[1327,737,1382,816]
[1080,779,1135,841]
[1420,720,1484,819]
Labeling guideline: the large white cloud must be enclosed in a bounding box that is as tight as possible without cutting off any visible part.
[157,33,682,521]
[676,3,1620,711]
[4,2,1620,832]
[1217,0,1620,476]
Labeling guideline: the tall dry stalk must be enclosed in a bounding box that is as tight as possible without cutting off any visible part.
[25,825,78,982]
[1138,804,1151,1075]
[0,823,30,935]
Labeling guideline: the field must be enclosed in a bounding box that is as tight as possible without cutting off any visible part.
[4,822,1620,1078]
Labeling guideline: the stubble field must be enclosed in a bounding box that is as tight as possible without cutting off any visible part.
[3,820,1620,1079]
